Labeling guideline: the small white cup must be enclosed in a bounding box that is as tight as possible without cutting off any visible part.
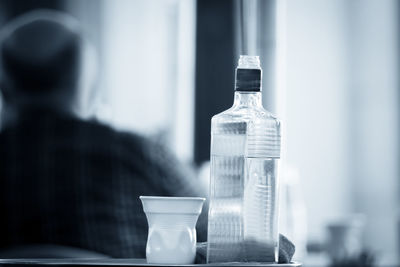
[140,196,205,264]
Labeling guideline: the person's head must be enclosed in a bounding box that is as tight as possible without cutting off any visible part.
[0,9,96,126]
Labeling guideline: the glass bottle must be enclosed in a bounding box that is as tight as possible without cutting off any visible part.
[207,55,281,263]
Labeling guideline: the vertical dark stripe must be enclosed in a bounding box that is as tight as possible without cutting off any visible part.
[239,0,246,54]
[397,0,400,206]
[256,0,276,113]
[194,0,235,164]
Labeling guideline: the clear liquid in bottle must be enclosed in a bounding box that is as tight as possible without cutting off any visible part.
[207,56,281,263]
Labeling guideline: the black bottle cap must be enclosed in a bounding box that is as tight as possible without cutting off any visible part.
[235,68,262,92]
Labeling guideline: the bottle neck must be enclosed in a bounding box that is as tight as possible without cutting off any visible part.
[233,91,262,108]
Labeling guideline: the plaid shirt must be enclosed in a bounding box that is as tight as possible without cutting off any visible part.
[0,110,207,257]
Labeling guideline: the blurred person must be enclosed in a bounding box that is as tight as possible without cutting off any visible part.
[0,9,206,258]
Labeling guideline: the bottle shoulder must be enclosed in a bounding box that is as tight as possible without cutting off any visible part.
[212,106,280,125]
[211,105,281,157]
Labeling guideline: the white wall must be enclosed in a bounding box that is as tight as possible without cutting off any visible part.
[102,0,175,133]
[286,0,399,264]
[286,0,351,240]
[101,0,196,161]
[348,0,399,264]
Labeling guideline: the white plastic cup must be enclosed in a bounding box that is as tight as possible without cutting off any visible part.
[140,196,205,264]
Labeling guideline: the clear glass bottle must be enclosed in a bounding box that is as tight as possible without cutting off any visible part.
[207,55,281,263]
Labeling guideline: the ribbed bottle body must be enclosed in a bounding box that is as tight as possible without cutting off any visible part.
[207,93,281,263]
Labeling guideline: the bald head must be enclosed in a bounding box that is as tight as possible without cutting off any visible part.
[0,9,83,111]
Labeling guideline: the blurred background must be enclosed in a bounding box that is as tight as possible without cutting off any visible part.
[0,0,398,266]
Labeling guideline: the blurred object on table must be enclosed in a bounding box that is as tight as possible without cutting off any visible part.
[280,166,307,261]
[305,214,369,266]
[328,250,375,267]
[197,161,210,197]
[326,214,365,261]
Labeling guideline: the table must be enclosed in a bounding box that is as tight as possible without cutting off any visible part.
[0,259,301,267]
